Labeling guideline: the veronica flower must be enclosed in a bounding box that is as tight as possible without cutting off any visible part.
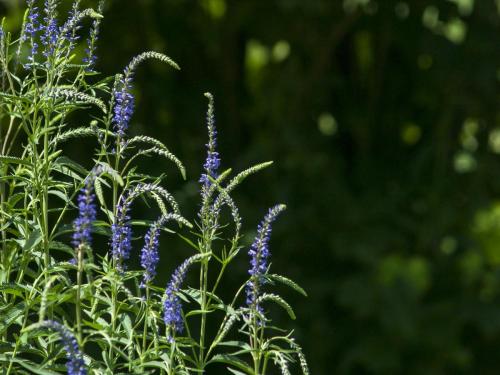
[140,213,190,287]
[72,167,101,249]
[199,92,220,190]
[110,193,132,269]
[41,0,60,58]
[111,183,180,269]
[112,52,179,139]
[83,0,105,70]
[112,76,135,138]
[245,204,286,312]
[24,0,41,65]
[62,1,80,45]
[39,320,86,375]
[163,254,203,339]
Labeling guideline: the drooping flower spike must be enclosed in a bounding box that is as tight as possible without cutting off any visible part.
[163,253,205,340]
[61,0,81,45]
[246,204,287,313]
[112,51,179,139]
[59,7,102,48]
[83,0,105,70]
[111,183,180,269]
[140,213,191,287]
[38,320,86,375]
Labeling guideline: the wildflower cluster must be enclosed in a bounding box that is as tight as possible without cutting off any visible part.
[0,1,308,374]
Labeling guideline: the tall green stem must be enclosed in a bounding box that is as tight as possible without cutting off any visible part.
[142,285,150,359]
[76,245,83,343]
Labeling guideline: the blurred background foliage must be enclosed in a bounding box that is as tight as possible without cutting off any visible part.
[2,0,500,373]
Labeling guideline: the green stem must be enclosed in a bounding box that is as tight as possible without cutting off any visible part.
[252,315,261,375]
[107,134,122,364]
[76,244,83,343]
[199,253,209,368]
[142,285,150,359]
[6,303,31,375]
[108,280,116,367]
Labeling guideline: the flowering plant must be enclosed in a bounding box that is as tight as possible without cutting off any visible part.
[0,1,308,374]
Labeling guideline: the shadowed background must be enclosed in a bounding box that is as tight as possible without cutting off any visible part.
[3,0,500,373]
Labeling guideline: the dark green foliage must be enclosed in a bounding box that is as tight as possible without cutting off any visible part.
[91,0,499,374]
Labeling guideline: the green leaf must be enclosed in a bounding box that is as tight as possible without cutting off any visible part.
[0,155,31,166]
[219,340,252,350]
[0,302,26,333]
[209,354,254,375]
[48,189,71,205]
[258,293,296,320]
[52,157,85,181]
[268,274,307,297]
[141,361,169,370]
[0,356,59,375]
[49,241,74,256]
[227,368,250,375]
[225,161,274,193]
[23,229,42,252]
[0,283,31,298]
[97,162,124,186]
[94,178,107,211]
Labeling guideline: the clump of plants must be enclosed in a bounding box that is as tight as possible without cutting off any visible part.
[0,1,309,374]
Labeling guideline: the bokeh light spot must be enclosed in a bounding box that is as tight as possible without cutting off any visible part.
[272,40,291,62]
[202,0,226,19]
[454,151,476,173]
[401,123,421,145]
[245,40,270,72]
[444,18,467,44]
[318,113,338,136]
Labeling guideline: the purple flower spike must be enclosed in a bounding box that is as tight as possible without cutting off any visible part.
[140,225,159,286]
[111,193,133,269]
[39,320,86,375]
[245,204,286,312]
[111,183,180,270]
[112,77,135,138]
[163,254,203,339]
[24,0,41,66]
[112,52,180,139]
[72,167,101,249]
[199,92,220,190]
[112,60,137,139]
[62,3,80,45]
[41,0,60,58]
[140,213,188,287]
[83,0,104,70]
